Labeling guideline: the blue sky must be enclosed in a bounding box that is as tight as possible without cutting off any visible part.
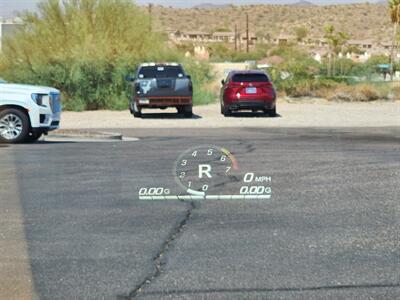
[0,0,384,18]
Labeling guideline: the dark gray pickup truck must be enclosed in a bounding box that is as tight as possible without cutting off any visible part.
[127,63,193,118]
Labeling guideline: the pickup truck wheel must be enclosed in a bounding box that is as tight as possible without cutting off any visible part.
[132,102,142,118]
[178,106,192,118]
[183,105,193,118]
[0,109,29,144]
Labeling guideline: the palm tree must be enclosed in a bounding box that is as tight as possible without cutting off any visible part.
[324,25,335,77]
[389,0,400,80]
[324,25,349,77]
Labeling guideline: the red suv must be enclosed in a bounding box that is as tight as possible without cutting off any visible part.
[220,70,277,116]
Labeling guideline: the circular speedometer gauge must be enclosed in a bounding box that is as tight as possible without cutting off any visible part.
[174,145,239,196]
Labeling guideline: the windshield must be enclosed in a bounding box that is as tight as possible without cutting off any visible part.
[0,1,399,300]
[138,66,185,78]
[232,73,270,82]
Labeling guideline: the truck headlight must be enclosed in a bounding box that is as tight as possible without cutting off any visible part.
[31,93,45,106]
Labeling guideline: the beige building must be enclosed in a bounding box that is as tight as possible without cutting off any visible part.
[176,31,212,42]
[347,39,374,50]
[272,34,296,45]
[212,32,236,43]
[311,38,328,47]
[240,32,258,44]
[169,30,258,45]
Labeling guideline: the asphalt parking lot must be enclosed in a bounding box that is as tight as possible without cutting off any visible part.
[1,127,400,299]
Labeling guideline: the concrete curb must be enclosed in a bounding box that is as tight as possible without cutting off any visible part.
[48,129,123,140]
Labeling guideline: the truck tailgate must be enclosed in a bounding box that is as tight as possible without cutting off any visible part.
[136,78,192,98]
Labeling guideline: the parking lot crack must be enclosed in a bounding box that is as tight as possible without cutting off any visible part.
[120,200,196,299]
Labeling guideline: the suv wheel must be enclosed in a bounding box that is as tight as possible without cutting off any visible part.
[264,107,277,117]
[132,102,142,118]
[0,108,29,144]
[223,106,232,117]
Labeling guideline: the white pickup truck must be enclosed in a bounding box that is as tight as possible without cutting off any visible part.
[0,79,61,143]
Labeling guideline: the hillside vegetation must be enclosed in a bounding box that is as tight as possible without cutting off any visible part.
[153,3,390,41]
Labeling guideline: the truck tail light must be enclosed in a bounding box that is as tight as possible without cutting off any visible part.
[135,83,140,93]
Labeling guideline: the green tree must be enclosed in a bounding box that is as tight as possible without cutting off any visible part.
[389,0,400,80]
[1,0,161,66]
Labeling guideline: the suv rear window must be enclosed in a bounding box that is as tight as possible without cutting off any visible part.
[138,66,185,79]
[232,73,269,82]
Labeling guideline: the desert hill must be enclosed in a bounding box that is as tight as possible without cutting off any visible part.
[152,3,391,42]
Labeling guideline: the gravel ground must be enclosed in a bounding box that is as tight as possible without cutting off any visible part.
[59,100,400,129]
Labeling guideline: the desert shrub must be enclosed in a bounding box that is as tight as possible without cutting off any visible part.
[355,84,380,101]
[5,58,138,110]
[184,59,216,105]
[347,55,390,79]
[328,84,385,102]
[356,84,379,101]
[276,77,341,98]
[390,84,400,100]
[268,46,337,97]
[369,82,398,100]
[328,86,354,102]
[207,43,233,62]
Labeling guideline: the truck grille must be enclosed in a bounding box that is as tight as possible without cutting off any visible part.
[49,93,61,113]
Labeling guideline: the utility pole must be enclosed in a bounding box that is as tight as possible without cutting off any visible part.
[246,12,249,53]
[148,3,153,32]
[390,4,400,81]
[234,24,238,51]
[238,22,242,52]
